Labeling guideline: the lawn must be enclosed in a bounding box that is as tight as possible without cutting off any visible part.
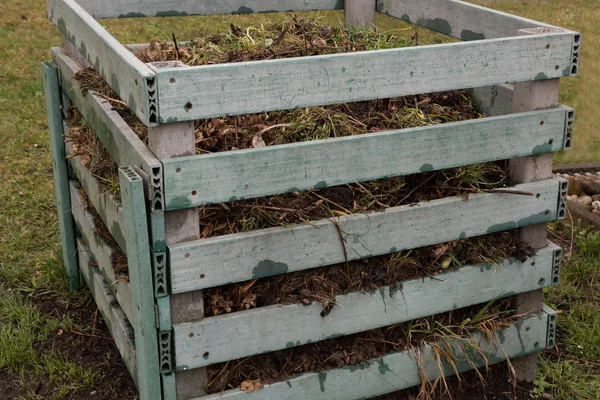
[0,0,598,398]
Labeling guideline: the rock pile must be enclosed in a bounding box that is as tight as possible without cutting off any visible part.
[557,171,600,217]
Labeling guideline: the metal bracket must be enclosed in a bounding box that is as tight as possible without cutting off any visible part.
[552,246,562,285]
[152,251,169,298]
[563,108,575,150]
[556,177,568,220]
[541,304,557,349]
[159,330,174,374]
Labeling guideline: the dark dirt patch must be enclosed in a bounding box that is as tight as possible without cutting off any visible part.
[205,302,518,394]
[205,230,533,317]
[0,293,137,400]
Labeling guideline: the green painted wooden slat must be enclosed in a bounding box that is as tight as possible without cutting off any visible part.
[51,48,163,208]
[163,107,569,209]
[65,144,127,252]
[69,181,134,324]
[119,166,162,400]
[169,179,563,293]
[174,243,560,369]
[46,0,156,125]
[471,84,514,117]
[192,312,551,400]
[376,0,558,40]
[42,61,80,290]
[77,241,138,385]
[89,0,344,19]
[156,32,574,122]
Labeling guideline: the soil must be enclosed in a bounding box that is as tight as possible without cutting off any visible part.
[204,302,518,394]
[0,292,138,400]
[205,230,533,317]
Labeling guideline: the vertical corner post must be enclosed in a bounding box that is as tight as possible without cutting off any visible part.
[508,27,562,382]
[119,166,162,400]
[41,60,80,291]
[146,60,205,400]
[344,0,377,28]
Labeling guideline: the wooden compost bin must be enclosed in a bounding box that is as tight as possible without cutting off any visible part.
[42,0,579,399]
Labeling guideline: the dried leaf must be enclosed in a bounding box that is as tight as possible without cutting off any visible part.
[240,380,263,393]
[252,134,266,148]
[57,328,63,336]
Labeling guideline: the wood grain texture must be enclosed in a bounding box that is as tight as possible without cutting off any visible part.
[66,143,127,253]
[174,244,559,369]
[46,0,155,125]
[52,48,162,202]
[77,241,138,385]
[85,0,344,19]
[42,61,80,290]
[192,313,550,400]
[163,107,570,209]
[169,179,561,293]
[69,181,134,324]
[156,32,573,122]
[119,167,162,400]
[376,0,557,40]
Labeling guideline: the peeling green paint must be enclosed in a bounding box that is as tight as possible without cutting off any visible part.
[410,71,414,77]
[156,10,189,17]
[318,372,327,392]
[400,13,411,23]
[460,30,485,41]
[341,67,346,73]
[389,247,397,253]
[459,232,466,239]
[562,66,572,76]
[252,260,289,278]
[376,358,391,374]
[334,0,345,10]
[532,143,553,154]
[314,181,328,189]
[534,72,549,81]
[167,195,193,210]
[486,211,550,234]
[420,163,433,172]
[416,18,452,36]
[228,196,238,202]
[376,2,384,12]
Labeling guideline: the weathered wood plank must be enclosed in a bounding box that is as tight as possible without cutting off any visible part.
[156,32,574,122]
[47,0,156,125]
[470,84,514,117]
[345,0,375,28]
[42,61,80,290]
[376,0,558,40]
[77,241,138,385]
[52,48,163,209]
[163,107,570,209]
[69,181,134,324]
[174,244,560,369]
[85,0,343,19]
[170,179,562,293]
[65,143,127,252]
[119,166,162,400]
[192,313,551,400]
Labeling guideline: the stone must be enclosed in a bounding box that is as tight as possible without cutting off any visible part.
[593,201,600,211]
[582,180,600,195]
[593,210,600,217]
[592,194,600,202]
[574,195,592,206]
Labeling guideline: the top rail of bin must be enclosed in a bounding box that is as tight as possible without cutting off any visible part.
[47,0,580,126]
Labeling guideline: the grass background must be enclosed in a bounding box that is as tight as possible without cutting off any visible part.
[0,0,598,398]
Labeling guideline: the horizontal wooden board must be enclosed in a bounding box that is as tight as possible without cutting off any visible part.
[70,181,134,324]
[156,32,573,122]
[52,48,163,208]
[174,244,559,369]
[77,241,138,385]
[66,141,127,252]
[169,179,562,293]
[377,0,556,40]
[47,0,156,125]
[163,107,569,209]
[88,0,343,19]
[193,313,550,399]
